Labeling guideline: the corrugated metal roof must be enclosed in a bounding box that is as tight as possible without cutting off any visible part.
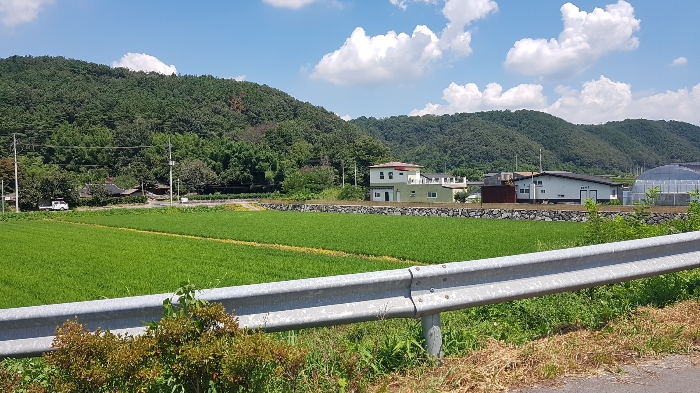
[518,171,622,186]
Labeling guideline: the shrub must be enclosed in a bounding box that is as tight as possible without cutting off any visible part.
[338,186,366,201]
[38,284,308,393]
[453,191,468,203]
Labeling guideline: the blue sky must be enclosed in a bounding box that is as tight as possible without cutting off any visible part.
[1,0,699,125]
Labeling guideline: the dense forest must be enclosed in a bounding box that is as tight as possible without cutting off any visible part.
[0,56,390,207]
[352,112,700,175]
[2,56,700,208]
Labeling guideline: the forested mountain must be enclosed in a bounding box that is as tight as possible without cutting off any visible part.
[352,111,700,174]
[2,56,700,209]
[0,56,389,206]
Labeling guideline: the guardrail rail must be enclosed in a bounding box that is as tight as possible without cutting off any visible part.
[3,231,700,358]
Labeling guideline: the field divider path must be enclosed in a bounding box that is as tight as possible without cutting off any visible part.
[57,220,424,266]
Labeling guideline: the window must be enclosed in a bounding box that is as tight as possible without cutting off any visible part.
[558,194,565,198]
[520,189,525,194]
[379,171,384,180]
[374,192,381,198]
[540,189,546,194]
[427,192,437,198]
[537,181,542,185]
[410,190,416,197]
[612,189,617,197]
[399,172,404,176]
[388,171,393,179]
[524,189,529,193]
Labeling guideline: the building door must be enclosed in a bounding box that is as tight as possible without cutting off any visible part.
[396,191,401,202]
[589,190,597,204]
[384,192,390,202]
[580,190,588,204]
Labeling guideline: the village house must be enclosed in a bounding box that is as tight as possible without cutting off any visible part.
[368,162,474,203]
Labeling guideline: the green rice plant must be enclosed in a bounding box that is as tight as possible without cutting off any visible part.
[0,220,409,309]
[61,210,585,263]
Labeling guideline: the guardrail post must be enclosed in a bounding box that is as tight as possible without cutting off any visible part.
[421,313,443,364]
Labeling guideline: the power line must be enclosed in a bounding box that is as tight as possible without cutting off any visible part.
[19,142,166,150]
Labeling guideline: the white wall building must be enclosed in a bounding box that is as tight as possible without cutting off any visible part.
[368,162,471,203]
[513,172,622,204]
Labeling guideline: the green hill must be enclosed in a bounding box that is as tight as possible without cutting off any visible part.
[352,110,700,174]
[0,55,389,204]
[2,55,699,208]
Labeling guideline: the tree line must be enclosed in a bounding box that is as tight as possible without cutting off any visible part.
[0,56,389,208]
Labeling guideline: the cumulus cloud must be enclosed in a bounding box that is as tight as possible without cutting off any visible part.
[505,0,640,78]
[311,25,441,86]
[262,0,319,8]
[111,53,177,75]
[440,0,498,56]
[0,0,54,27]
[547,76,700,124]
[411,76,700,126]
[340,114,352,121]
[672,57,688,66]
[233,75,246,81]
[410,82,547,115]
[313,0,496,86]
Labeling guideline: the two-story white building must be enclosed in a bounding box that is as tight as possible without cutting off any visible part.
[368,162,471,203]
[513,172,623,204]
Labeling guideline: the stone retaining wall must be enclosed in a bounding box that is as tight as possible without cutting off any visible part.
[260,203,687,223]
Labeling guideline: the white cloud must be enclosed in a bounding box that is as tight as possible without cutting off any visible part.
[547,76,700,125]
[0,0,54,27]
[340,114,352,121]
[111,53,177,75]
[311,25,441,86]
[234,75,246,81]
[505,0,640,78]
[410,82,547,115]
[439,0,498,56]
[313,0,496,86]
[389,0,436,11]
[672,57,688,66]
[410,76,700,126]
[262,0,319,9]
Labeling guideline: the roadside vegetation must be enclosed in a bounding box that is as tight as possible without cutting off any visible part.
[2,198,700,392]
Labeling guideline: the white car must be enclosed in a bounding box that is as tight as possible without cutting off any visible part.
[38,200,69,211]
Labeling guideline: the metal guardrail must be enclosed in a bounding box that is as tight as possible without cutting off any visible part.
[3,231,700,358]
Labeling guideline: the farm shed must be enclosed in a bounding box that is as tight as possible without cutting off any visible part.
[624,163,700,206]
[513,172,622,204]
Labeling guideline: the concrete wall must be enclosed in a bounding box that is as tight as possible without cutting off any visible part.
[260,202,687,223]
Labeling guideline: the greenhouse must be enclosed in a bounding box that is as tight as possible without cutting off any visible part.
[624,163,700,206]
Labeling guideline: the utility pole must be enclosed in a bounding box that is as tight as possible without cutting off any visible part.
[168,138,174,206]
[341,160,345,187]
[515,154,518,172]
[1,179,4,215]
[539,149,542,173]
[354,161,357,187]
[13,134,19,213]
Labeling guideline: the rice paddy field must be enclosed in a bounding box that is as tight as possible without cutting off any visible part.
[0,208,585,309]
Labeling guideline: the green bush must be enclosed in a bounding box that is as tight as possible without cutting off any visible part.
[338,186,366,201]
[1,284,308,393]
[453,191,468,203]
[188,193,274,201]
[77,195,147,207]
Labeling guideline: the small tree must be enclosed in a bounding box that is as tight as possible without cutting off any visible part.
[454,191,468,203]
[282,166,337,194]
[177,159,218,194]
